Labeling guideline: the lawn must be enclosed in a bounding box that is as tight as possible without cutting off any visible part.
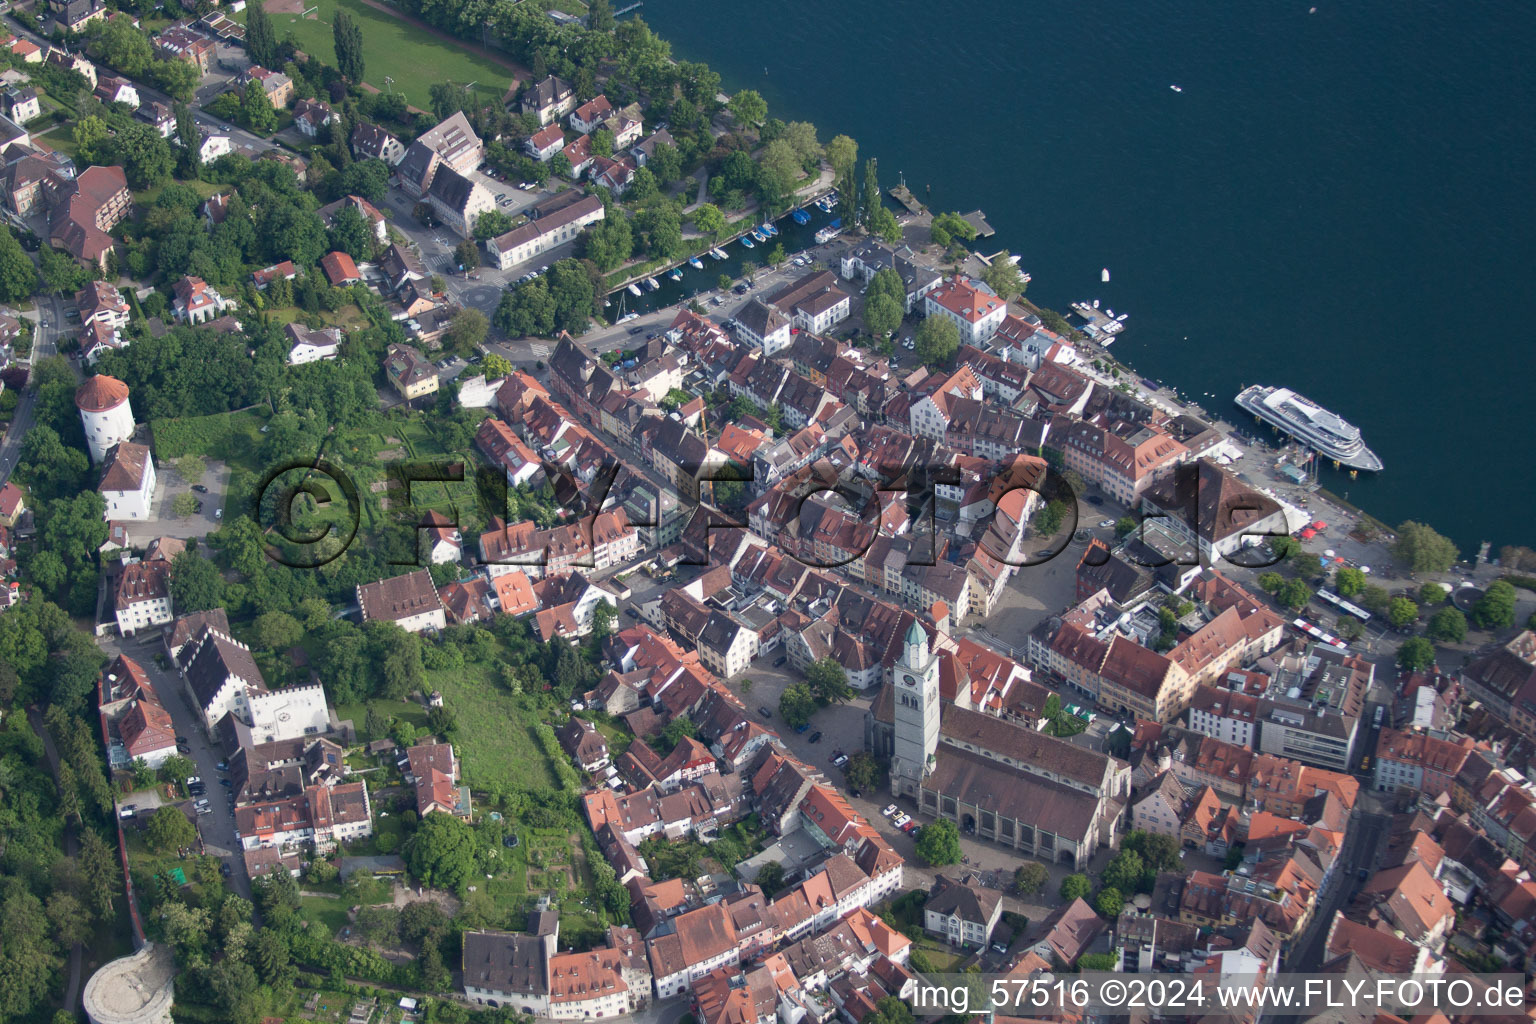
[38,125,78,158]
[148,406,271,463]
[233,0,516,110]
[299,894,351,936]
[424,663,559,794]
[338,697,430,735]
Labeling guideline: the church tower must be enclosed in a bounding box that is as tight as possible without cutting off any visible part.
[890,619,940,799]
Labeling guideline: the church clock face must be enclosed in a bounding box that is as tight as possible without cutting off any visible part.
[901,672,919,688]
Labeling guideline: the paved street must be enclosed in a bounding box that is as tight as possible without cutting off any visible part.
[0,292,64,487]
[100,634,254,902]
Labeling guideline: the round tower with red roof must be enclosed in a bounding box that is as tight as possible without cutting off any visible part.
[75,373,134,464]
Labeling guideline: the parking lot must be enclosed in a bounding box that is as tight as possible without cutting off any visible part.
[147,460,232,541]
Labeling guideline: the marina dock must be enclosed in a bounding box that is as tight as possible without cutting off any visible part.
[888,184,924,214]
[1070,301,1127,343]
[960,210,996,238]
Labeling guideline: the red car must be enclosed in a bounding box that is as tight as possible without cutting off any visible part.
[900,820,918,833]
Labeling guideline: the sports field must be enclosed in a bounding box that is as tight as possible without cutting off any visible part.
[238,0,516,109]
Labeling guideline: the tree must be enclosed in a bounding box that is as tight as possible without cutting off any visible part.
[406,812,478,891]
[74,115,111,165]
[861,158,879,225]
[0,226,36,302]
[170,549,223,612]
[914,818,961,867]
[589,0,616,31]
[333,9,365,82]
[1394,521,1460,573]
[241,80,278,136]
[482,353,513,380]
[1115,516,1138,538]
[929,211,976,248]
[1334,567,1367,598]
[1418,582,1448,606]
[981,258,1025,300]
[254,610,304,650]
[758,140,801,200]
[1469,580,1517,629]
[1426,606,1467,644]
[454,237,480,272]
[805,657,853,704]
[694,203,725,239]
[1359,584,1392,614]
[649,142,683,185]
[146,805,196,852]
[38,246,88,295]
[826,134,858,177]
[157,754,195,787]
[728,89,767,127]
[1123,830,1181,872]
[1335,616,1364,640]
[473,209,514,241]
[778,683,817,728]
[1013,861,1048,895]
[1276,578,1312,611]
[914,314,959,368]
[591,128,614,158]
[171,492,198,518]
[329,203,373,260]
[1095,886,1125,918]
[843,751,880,793]
[245,0,278,72]
[1059,874,1091,903]
[863,292,902,342]
[1396,636,1436,672]
[1387,596,1420,629]
[153,57,200,103]
[445,309,489,355]
[754,860,785,897]
[1102,849,1145,894]
[868,204,903,245]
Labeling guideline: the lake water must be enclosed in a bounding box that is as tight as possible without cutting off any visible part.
[641,0,1536,555]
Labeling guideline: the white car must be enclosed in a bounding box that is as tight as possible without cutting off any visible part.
[882,804,898,818]
[186,776,201,786]
[833,754,849,767]
[893,813,912,828]
[1098,519,1115,528]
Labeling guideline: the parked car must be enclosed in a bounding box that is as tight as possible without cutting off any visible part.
[191,484,208,494]
[219,778,233,787]
[216,761,228,771]
[118,804,137,818]
[900,819,918,833]
[832,753,849,767]
[882,804,898,817]
[773,656,786,667]
[175,736,188,745]
[1098,519,1115,528]
[808,731,822,744]
[758,706,773,719]
[220,862,233,877]
[892,813,911,827]
[624,607,640,618]
[186,776,201,787]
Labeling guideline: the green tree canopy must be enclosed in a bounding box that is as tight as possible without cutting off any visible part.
[805,657,852,704]
[778,682,817,729]
[914,818,961,867]
[728,88,768,127]
[1059,873,1091,903]
[1426,606,1467,644]
[1334,567,1367,598]
[146,805,197,852]
[1387,596,1420,629]
[406,812,478,892]
[1394,521,1460,573]
[1396,636,1436,672]
[914,314,959,368]
[1472,580,1518,630]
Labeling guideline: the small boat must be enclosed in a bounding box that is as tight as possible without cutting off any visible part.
[740,235,755,248]
[1105,308,1114,318]
[645,277,660,291]
[760,222,778,236]
[627,283,643,297]
[1093,299,1100,309]
[1116,313,1128,322]
[1007,254,1022,265]
[669,269,683,282]
[1101,268,1111,282]
[688,256,704,270]
[617,311,639,324]
[791,209,810,225]
[1170,84,1182,93]
[710,248,728,260]
[751,230,767,243]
